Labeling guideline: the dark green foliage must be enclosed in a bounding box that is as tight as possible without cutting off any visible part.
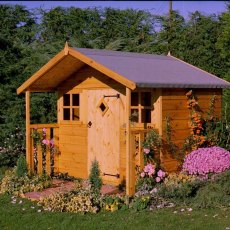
[0,127,25,167]
[157,170,230,208]
[0,3,229,168]
[158,180,203,201]
[16,154,27,178]
[142,129,162,164]
[193,170,230,208]
[130,195,151,211]
[89,159,102,195]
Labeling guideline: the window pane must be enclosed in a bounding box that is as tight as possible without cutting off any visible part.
[141,109,151,123]
[131,92,138,106]
[63,94,70,106]
[72,108,80,121]
[63,108,70,120]
[141,92,151,106]
[130,109,139,122]
[72,94,79,106]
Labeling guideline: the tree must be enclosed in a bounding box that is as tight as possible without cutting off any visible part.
[216,3,230,119]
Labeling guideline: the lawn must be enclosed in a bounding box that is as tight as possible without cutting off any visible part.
[0,194,229,230]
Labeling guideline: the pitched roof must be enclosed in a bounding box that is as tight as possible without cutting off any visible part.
[74,48,230,89]
[17,45,230,94]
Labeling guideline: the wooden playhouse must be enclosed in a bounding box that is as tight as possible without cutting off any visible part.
[17,43,230,195]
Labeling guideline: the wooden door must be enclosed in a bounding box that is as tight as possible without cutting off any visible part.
[87,89,120,185]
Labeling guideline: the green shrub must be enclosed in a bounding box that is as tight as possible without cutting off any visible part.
[158,181,202,201]
[89,159,102,195]
[130,195,151,211]
[16,155,27,178]
[157,173,204,203]
[102,195,128,212]
[193,170,230,208]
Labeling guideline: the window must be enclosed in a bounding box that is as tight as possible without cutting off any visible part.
[62,93,80,121]
[131,91,152,123]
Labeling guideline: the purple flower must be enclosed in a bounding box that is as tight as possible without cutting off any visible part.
[182,146,230,176]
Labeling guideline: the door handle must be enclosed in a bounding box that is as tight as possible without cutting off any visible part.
[87,121,92,128]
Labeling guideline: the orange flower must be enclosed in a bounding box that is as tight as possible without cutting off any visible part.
[186,90,192,97]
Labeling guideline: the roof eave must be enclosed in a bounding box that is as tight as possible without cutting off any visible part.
[17,48,68,94]
[68,48,136,90]
[136,82,230,88]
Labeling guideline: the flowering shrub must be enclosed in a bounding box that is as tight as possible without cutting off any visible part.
[0,127,25,167]
[182,146,230,176]
[31,127,58,175]
[142,129,162,164]
[136,164,166,191]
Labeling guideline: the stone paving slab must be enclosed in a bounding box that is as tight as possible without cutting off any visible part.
[23,180,123,201]
[23,180,76,200]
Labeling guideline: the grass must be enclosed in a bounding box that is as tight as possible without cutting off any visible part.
[0,194,229,230]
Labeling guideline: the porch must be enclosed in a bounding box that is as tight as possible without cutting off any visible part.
[27,123,149,194]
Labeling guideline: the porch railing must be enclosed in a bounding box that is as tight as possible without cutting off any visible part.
[29,124,59,175]
[130,129,149,171]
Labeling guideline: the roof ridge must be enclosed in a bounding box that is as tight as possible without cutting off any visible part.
[75,47,171,60]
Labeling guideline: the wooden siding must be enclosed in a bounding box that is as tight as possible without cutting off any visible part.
[119,88,162,185]
[58,124,88,178]
[161,88,222,171]
[57,66,127,185]
[58,65,126,91]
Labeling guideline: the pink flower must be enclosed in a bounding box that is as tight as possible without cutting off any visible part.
[182,147,230,176]
[42,139,49,145]
[50,139,54,148]
[42,128,47,133]
[155,177,161,183]
[148,168,155,176]
[140,172,145,178]
[143,148,150,154]
[150,188,158,194]
[157,170,166,178]
[144,164,155,174]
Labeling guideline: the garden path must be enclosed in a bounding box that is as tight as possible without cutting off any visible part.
[23,180,122,200]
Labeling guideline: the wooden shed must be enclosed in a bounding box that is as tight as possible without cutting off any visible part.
[17,43,230,195]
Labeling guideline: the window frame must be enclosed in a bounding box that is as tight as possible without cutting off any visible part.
[130,90,153,124]
[61,92,80,122]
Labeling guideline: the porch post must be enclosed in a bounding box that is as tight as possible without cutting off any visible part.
[125,87,135,196]
[25,91,32,171]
